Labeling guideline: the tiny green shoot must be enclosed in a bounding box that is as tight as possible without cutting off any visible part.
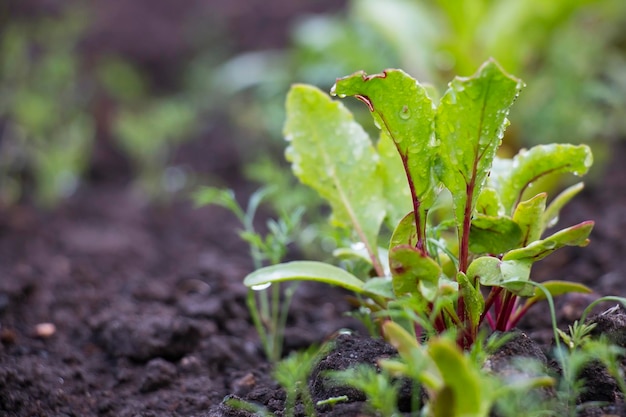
[194,186,303,362]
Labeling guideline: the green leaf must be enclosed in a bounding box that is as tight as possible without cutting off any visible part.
[435,59,523,238]
[383,321,420,357]
[467,257,534,296]
[503,221,594,263]
[389,245,441,298]
[377,132,413,227]
[284,85,386,260]
[512,192,547,246]
[543,182,584,229]
[389,211,418,248]
[332,69,438,246]
[457,272,484,329]
[362,277,395,299]
[469,214,522,254]
[527,280,592,304]
[492,144,593,214]
[243,261,365,294]
[428,338,491,417]
[331,69,438,208]
[475,187,504,216]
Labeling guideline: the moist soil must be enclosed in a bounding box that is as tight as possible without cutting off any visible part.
[3,1,626,416]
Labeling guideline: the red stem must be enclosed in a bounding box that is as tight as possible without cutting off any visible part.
[479,287,503,327]
[496,291,517,331]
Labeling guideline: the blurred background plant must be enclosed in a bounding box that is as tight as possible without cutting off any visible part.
[0,8,94,207]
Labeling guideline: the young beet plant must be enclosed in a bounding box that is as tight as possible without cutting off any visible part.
[245,59,594,349]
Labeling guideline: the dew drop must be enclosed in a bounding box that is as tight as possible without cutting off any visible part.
[251,282,272,291]
[546,215,559,228]
[399,105,411,120]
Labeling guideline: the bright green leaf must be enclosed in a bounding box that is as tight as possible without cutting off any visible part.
[435,59,523,239]
[475,187,504,216]
[284,84,386,262]
[389,211,418,248]
[457,272,484,329]
[492,144,593,214]
[527,280,592,304]
[243,261,365,294]
[503,221,594,263]
[512,192,547,246]
[543,182,584,229]
[332,69,438,246]
[428,338,491,417]
[377,131,413,226]
[467,256,534,296]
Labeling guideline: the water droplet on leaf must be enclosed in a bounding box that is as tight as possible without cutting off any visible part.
[399,105,411,120]
[251,282,272,291]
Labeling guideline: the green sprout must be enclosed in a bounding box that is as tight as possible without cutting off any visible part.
[194,186,303,362]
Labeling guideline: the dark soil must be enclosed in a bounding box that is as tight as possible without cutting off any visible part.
[3,1,626,416]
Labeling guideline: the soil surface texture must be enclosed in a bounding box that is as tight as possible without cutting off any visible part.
[3,0,626,416]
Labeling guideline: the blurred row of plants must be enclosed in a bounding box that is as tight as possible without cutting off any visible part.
[0,6,200,207]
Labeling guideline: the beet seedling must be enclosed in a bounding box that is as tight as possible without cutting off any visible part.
[244,59,594,349]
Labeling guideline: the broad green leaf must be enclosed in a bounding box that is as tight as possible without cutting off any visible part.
[467,256,534,296]
[332,69,438,245]
[493,144,593,214]
[428,338,491,417]
[389,245,441,298]
[469,214,522,254]
[243,261,365,294]
[284,85,386,260]
[435,59,523,240]
[512,193,547,246]
[543,182,584,229]
[503,221,594,263]
[457,272,484,329]
[377,132,413,226]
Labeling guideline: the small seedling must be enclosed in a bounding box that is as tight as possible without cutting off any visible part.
[244,59,594,350]
[194,186,303,362]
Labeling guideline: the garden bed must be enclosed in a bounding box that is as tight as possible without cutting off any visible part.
[2,1,626,416]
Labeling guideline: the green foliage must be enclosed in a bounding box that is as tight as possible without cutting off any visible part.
[273,346,322,417]
[244,60,594,350]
